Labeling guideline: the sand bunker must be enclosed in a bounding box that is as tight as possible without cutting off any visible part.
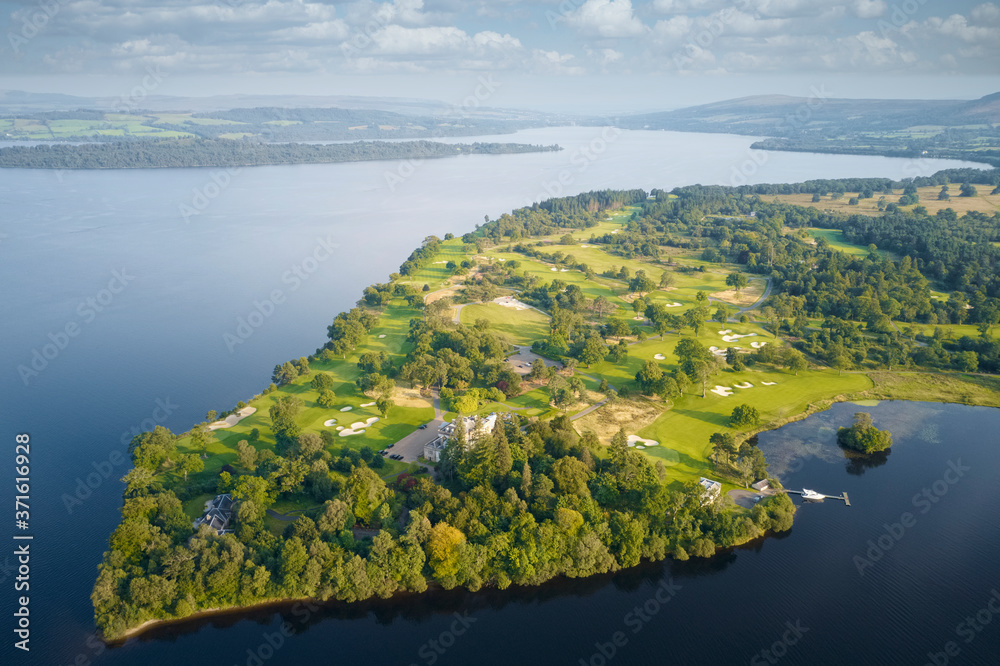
[360,402,376,408]
[627,435,659,447]
[750,341,767,348]
[432,261,448,264]
[207,406,257,431]
[722,333,757,342]
[718,329,732,335]
[636,445,645,450]
[349,417,380,430]
[494,296,532,311]
[761,381,777,386]
[711,385,734,397]
[323,419,338,427]
[734,382,753,389]
[378,334,386,339]
[654,354,666,360]
[550,267,558,271]
[665,302,683,307]
[339,429,365,437]
[339,406,353,412]
[560,268,570,272]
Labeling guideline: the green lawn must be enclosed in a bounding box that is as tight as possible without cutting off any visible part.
[805,227,880,257]
[170,297,435,487]
[398,240,474,291]
[459,302,550,346]
[638,369,872,487]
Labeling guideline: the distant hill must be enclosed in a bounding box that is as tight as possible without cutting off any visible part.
[603,92,1000,167]
[606,93,1000,136]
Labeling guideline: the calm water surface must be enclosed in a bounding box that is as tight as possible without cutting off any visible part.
[0,128,994,665]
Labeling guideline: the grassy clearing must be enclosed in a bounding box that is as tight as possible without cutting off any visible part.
[804,228,872,257]
[398,240,473,292]
[858,371,1000,408]
[638,369,872,487]
[459,303,550,346]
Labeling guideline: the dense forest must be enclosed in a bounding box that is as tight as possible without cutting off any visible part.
[93,170,1000,640]
[0,138,561,169]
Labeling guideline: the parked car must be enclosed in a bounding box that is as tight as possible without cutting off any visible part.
[418,424,428,429]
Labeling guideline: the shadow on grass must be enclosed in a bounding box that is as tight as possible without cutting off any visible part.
[670,407,731,429]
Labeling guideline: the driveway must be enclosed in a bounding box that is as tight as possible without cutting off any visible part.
[391,420,444,462]
[506,345,564,375]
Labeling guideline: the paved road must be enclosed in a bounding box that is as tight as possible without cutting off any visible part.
[708,277,773,317]
[738,277,773,314]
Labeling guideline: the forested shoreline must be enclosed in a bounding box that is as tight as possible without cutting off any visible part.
[0,138,561,169]
[92,168,1000,641]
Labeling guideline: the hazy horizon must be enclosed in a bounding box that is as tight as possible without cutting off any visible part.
[2,0,999,114]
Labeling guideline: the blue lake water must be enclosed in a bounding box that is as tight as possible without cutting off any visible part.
[0,127,995,665]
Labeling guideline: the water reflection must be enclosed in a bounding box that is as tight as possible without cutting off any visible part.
[843,447,892,475]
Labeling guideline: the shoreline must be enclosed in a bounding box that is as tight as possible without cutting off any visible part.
[101,372,1000,642]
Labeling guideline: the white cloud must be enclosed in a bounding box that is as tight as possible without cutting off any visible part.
[926,14,1000,44]
[365,25,521,56]
[587,47,625,64]
[971,3,1000,25]
[851,0,887,19]
[652,0,722,12]
[565,0,648,38]
[273,20,351,42]
[531,49,586,75]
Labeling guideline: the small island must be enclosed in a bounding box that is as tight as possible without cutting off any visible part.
[92,168,1000,641]
[837,412,893,453]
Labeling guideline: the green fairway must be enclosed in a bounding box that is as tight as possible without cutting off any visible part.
[638,369,872,486]
[805,227,878,257]
[459,302,550,345]
[170,297,435,486]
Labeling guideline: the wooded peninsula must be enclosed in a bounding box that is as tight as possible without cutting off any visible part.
[93,166,1000,641]
[0,138,562,169]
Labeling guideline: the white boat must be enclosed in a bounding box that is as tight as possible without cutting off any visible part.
[801,489,824,500]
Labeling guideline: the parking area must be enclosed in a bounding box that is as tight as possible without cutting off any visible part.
[506,345,563,376]
[385,418,445,463]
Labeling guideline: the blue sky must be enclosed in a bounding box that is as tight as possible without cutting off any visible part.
[1,0,998,111]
